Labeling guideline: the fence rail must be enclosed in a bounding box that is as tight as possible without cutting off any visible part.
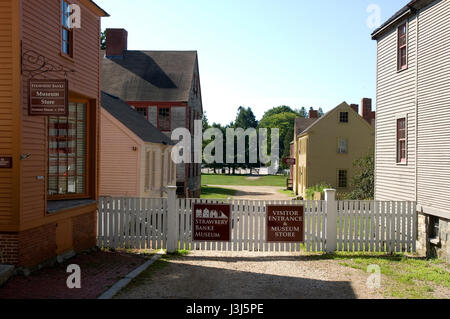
[98,189,417,254]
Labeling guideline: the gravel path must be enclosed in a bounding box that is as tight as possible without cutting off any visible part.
[209,185,292,201]
[116,251,384,299]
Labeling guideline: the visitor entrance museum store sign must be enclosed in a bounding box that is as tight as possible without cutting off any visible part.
[28,79,68,116]
[192,204,304,243]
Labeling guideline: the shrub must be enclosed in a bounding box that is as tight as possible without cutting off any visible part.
[305,183,332,200]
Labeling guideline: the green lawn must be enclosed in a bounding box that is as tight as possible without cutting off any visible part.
[200,186,236,199]
[327,252,450,299]
[201,174,287,187]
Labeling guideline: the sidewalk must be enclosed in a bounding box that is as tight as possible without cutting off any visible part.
[0,249,147,299]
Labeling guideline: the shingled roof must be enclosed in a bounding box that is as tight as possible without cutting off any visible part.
[295,118,318,137]
[101,50,197,102]
[101,91,174,145]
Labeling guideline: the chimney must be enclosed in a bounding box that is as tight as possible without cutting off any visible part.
[361,98,375,125]
[309,109,318,119]
[350,104,359,114]
[106,28,128,57]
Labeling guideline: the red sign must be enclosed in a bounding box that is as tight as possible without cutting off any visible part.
[28,79,68,116]
[193,204,231,242]
[282,158,296,166]
[267,205,304,243]
[0,157,12,169]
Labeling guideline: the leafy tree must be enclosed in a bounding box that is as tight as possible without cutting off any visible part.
[101,31,106,50]
[233,106,258,129]
[318,107,325,117]
[348,152,374,200]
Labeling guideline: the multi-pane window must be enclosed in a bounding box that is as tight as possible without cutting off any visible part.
[136,107,148,120]
[48,102,86,196]
[398,23,407,70]
[158,107,170,131]
[397,118,407,163]
[338,138,348,154]
[338,170,347,188]
[61,0,72,56]
[339,112,349,123]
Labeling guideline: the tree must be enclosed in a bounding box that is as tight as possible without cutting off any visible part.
[258,107,302,170]
[100,31,106,50]
[318,107,325,117]
[348,152,374,200]
[233,106,258,130]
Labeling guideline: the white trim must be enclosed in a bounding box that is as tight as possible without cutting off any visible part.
[417,204,450,220]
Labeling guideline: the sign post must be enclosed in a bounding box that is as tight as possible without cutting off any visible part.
[267,205,304,243]
[28,79,68,116]
[193,204,231,242]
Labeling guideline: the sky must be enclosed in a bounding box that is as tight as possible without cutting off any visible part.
[96,0,408,125]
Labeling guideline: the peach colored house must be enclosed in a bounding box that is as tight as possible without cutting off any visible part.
[100,92,176,198]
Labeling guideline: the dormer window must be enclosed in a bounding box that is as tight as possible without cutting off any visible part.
[397,23,407,71]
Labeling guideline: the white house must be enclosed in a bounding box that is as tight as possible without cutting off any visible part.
[372,0,450,260]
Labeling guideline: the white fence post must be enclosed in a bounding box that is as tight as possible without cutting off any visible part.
[324,189,337,253]
[166,186,179,253]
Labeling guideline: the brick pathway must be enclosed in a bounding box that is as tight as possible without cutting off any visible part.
[0,250,146,299]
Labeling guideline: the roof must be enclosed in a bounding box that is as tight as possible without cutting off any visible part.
[101,50,197,102]
[101,91,174,145]
[295,118,318,137]
[296,102,374,137]
[371,0,434,39]
[87,0,109,17]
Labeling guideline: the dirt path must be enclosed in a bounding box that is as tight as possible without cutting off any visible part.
[116,251,384,299]
[210,185,292,201]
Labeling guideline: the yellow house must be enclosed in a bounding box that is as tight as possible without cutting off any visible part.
[293,102,375,198]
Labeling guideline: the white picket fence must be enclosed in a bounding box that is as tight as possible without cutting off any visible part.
[97,189,417,254]
[97,197,168,250]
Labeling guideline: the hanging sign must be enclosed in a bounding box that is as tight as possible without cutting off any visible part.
[0,157,12,169]
[267,205,304,243]
[193,203,231,242]
[28,79,68,116]
[282,158,296,166]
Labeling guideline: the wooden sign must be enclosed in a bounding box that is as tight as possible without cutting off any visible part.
[267,205,304,243]
[193,203,231,242]
[28,79,68,116]
[0,157,12,169]
[282,158,296,166]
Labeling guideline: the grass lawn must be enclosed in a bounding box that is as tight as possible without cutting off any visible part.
[201,174,287,187]
[327,252,450,299]
[200,186,236,199]
[278,188,296,197]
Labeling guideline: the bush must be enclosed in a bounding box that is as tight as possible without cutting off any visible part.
[305,183,332,200]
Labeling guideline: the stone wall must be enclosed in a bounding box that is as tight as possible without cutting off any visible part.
[417,212,450,262]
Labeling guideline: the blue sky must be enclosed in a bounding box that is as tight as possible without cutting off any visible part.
[96,0,408,125]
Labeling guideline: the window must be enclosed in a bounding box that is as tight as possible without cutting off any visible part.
[338,170,347,188]
[158,108,170,131]
[397,118,407,163]
[429,216,440,240]
[48,102,86,197]
[136,107,148,120]
[338,138,348,154]
[398,23,407,70]
[339,112,349,123]
[61,0,73,56]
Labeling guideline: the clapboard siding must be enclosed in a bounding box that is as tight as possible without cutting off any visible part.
[100,108,141,197]
[375,0,450,218]
[375,14,417,202]
[19,0,102,225]
[0,0,19,228]
[416,0,450,214]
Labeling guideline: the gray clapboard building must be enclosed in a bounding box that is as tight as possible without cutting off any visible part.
[372,0,450,260]
[101,29,203,197]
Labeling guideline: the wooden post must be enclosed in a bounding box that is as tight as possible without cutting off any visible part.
[324,189,337,253]
[166,185,178,253]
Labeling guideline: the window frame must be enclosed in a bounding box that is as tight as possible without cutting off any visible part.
[339,112,349,124]
[337,169,348,189]
[158,107,171,132]
[396,116,407,165]
[397,22,408,71]
[337,138,349,154]
[47,97,91,201]
[61,0,74,58]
